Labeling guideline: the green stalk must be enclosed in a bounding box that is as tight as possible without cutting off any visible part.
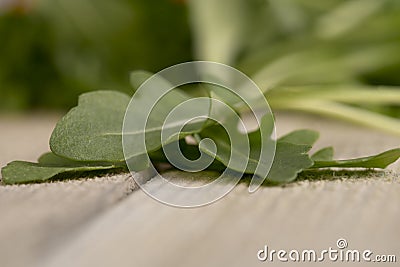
[267,86,400,105]
[269,99,400,136]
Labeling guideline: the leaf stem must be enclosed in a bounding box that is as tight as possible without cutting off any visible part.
[269,99,400,136]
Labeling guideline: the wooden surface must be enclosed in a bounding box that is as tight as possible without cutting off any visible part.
[0,113,399,267]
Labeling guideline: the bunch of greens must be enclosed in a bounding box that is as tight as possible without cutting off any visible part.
[2,0,400,185]
[2,85,399,185]
[1,0,400,129]
[0,0,191,110]
[188,0,400,135]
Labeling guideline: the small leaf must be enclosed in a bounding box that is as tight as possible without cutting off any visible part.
[39,152,77,166]
[1,161,119,185]
[149,139,226,172]
[38,152,122,168]
[197,116,251,173]
[50,88,208,164]
[198,114,274,174]
[122,75,210,159]
[311,147,334,161]
[198,114,313,183]
[50,91,130,162]
[278,129,319,145]
[266,142,313,184]
[311,148,400,169]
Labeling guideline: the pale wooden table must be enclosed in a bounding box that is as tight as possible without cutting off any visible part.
[0,113,399,267]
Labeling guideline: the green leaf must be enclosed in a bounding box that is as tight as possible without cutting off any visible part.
[38,152,124,168]
[149,139,226,172]
[1,161,119,185]
[278,129,319,145]
[312,148,400,169]
[198,114,313,183]
[266,142,313,184]
[50,91,130,162]
[39,152,90,166]
[195,119,250,175]
[197,114,272,174]
[50,88,208,164]
[123,76,210,159]
[311,147,334,161]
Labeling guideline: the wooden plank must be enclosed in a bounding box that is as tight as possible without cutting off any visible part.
[0,174,135,267]
[42,171,400,267]
[0,115,137,267]
[41,113,400,267]
[1,113,399,267]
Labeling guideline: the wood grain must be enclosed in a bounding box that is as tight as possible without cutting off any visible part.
[0,113,399,267]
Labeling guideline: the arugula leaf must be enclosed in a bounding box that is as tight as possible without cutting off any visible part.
[198,114,314,183]
[266,142,313,184]
[278,129,319,145]
[197,114,269,174]
[50,91,130,162]
[149,139,226,172]
[50,86,208,164]
[1,161,119,185]
[262,129,318,184]
[311,147,334,161]
[38,152,81,166]
[123,75,210,160]
[38,152,125,168]
[196,116,251,175]
[312,148,400,169]
[2,87,399,186]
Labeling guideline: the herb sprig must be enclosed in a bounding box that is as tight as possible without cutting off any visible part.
[2,86,399,185]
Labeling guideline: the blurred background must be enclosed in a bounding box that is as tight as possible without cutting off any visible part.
[0,0,399,134]
[0,0,192,110]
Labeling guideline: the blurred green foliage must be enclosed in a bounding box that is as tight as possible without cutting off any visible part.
[0,0,192,110]
[0,0,400,119]
[186,0,400,134]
